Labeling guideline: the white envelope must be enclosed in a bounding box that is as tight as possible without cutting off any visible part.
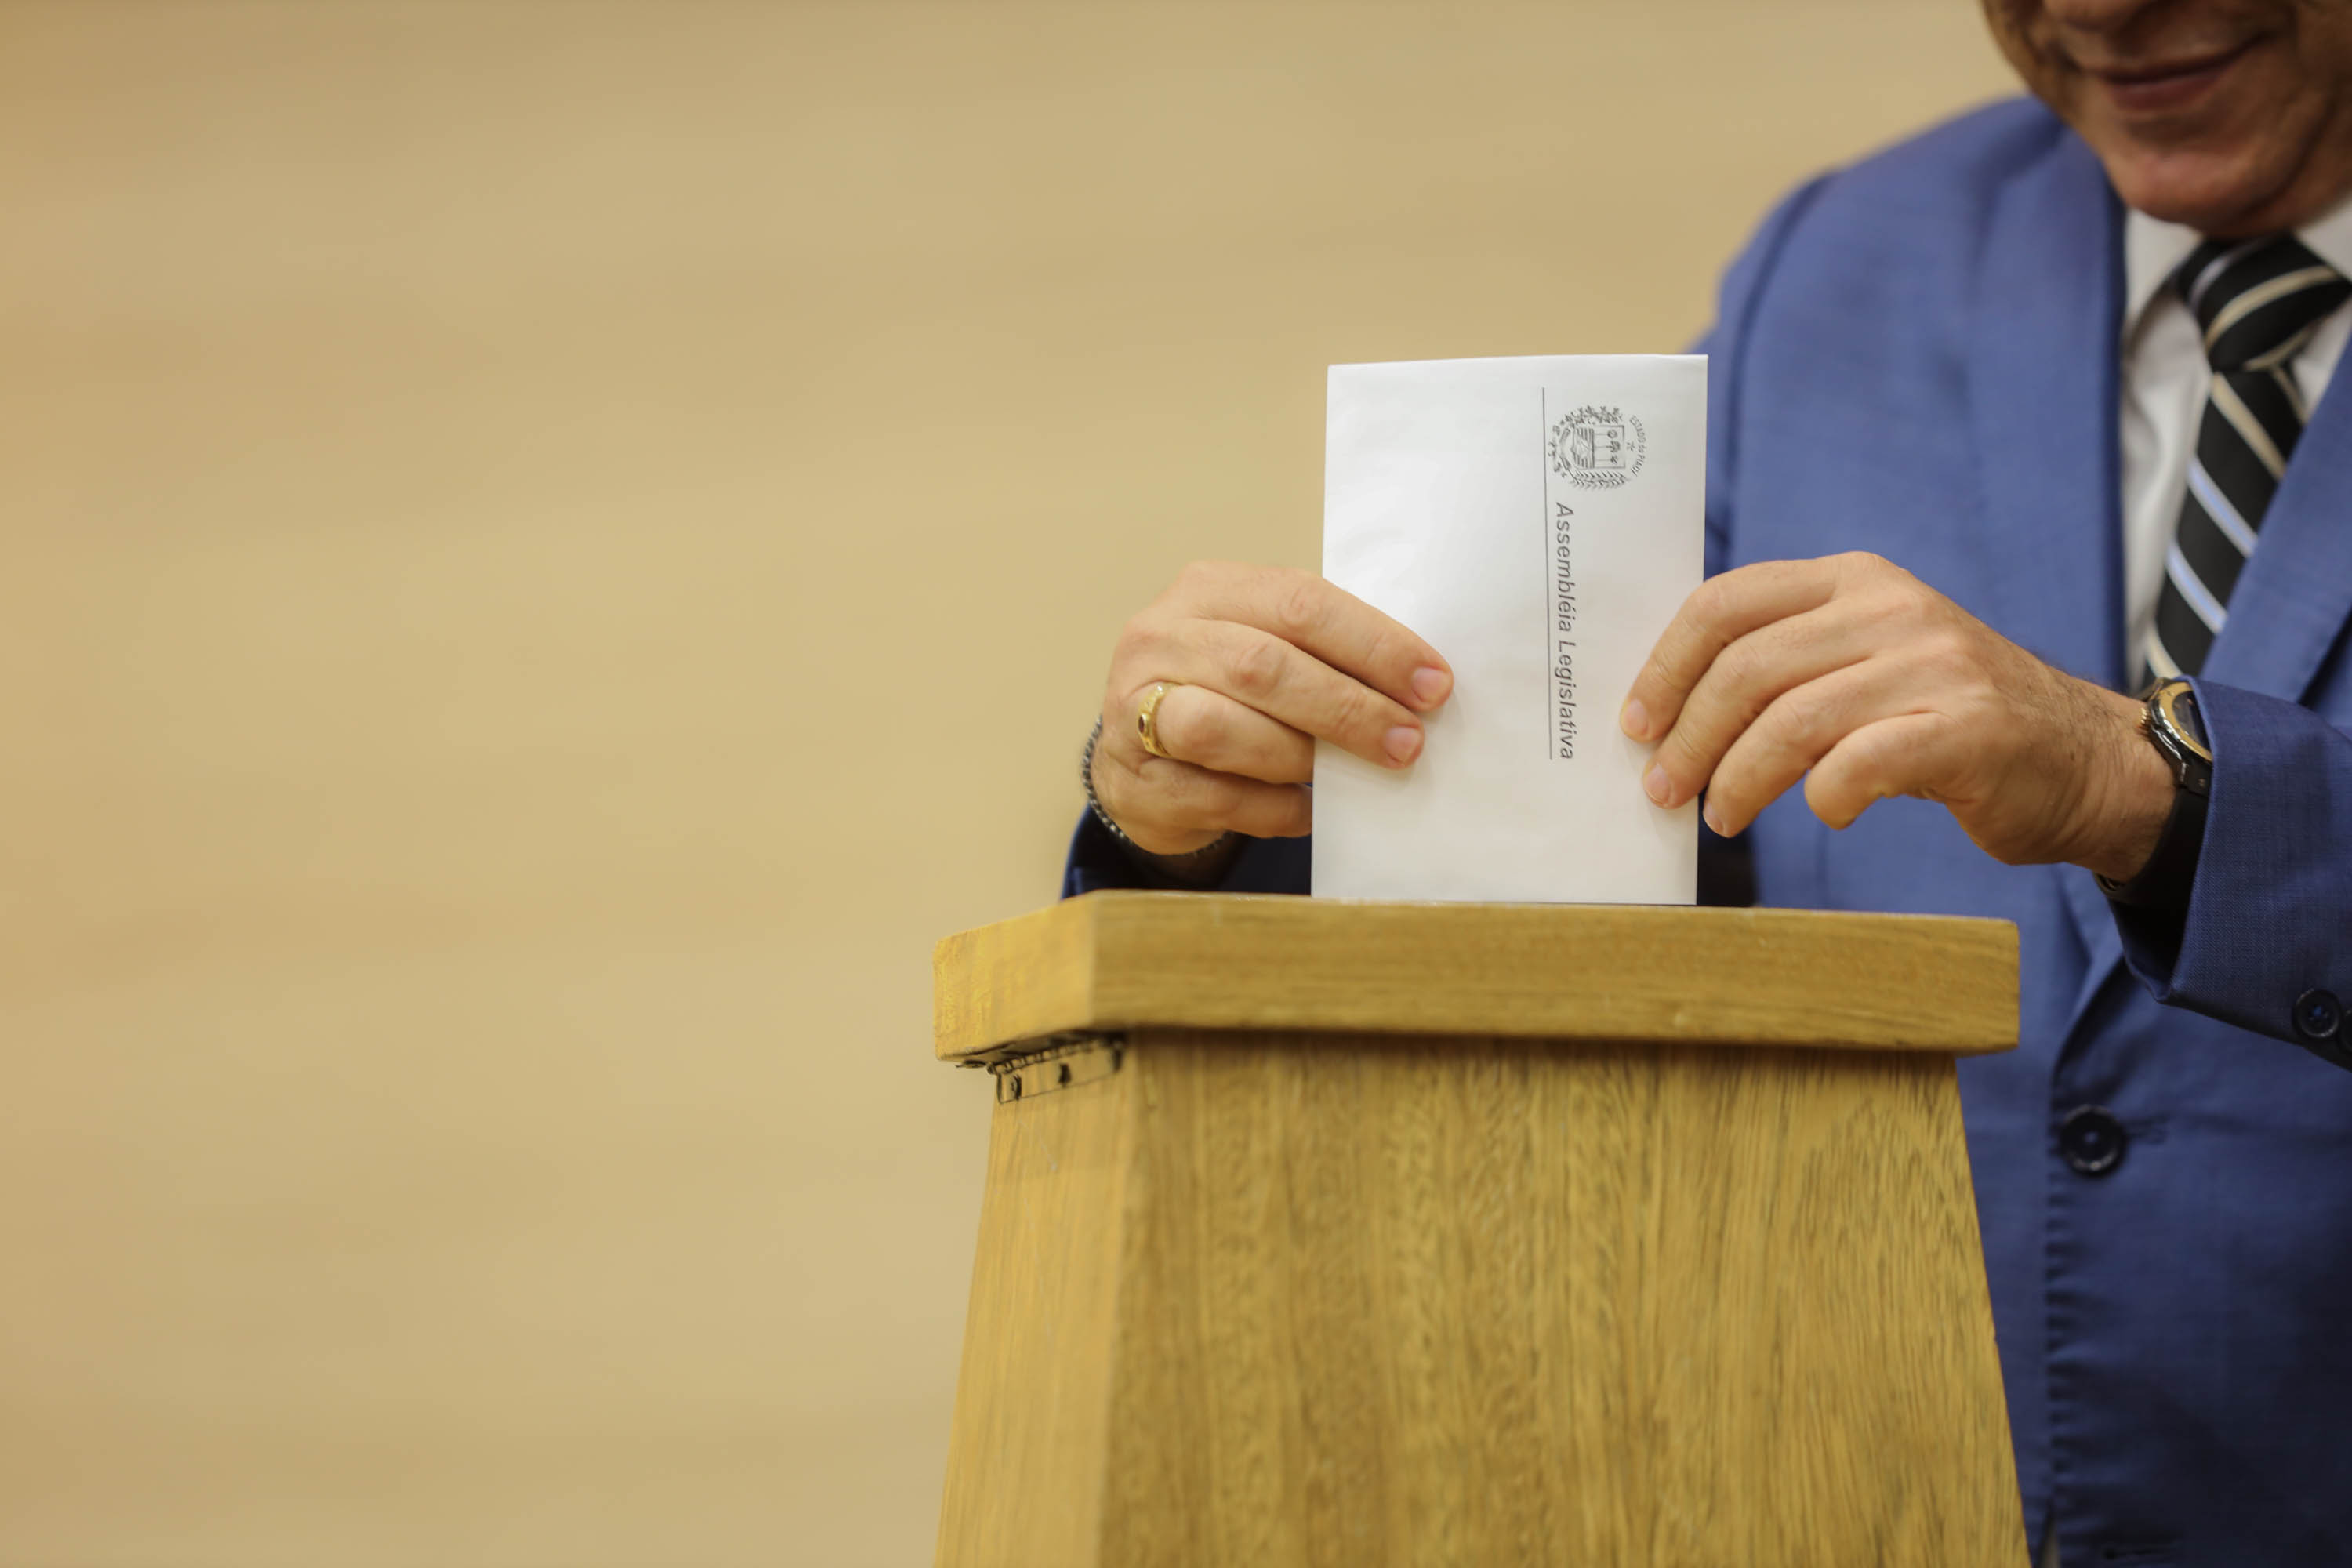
[1313,354,1704,903]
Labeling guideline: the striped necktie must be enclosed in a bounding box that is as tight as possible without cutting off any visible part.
[2144,234,2352,683]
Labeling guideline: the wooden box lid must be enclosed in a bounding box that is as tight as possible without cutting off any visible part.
[935,891,2017,1062]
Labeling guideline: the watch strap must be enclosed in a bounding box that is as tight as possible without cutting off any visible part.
[2098,680,2210,913]
[2097,782,2207,912]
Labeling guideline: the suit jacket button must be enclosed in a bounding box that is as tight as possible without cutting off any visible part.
[2294,989,2343,1042]
[2060,1105,2126,1177]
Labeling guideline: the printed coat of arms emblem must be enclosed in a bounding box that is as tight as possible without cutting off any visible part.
[1548,405,1648,491]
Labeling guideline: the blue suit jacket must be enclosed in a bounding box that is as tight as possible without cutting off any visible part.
[1068,100,2352,1566]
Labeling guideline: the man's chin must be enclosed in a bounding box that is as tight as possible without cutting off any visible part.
[2095,139,2296,234]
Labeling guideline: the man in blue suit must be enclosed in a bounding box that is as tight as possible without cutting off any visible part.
[1069,2,2352,1562]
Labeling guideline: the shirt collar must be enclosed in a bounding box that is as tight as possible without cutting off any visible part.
[2124,193,2352,337]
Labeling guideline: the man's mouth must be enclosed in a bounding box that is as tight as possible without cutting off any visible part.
[2083,38,2261,114]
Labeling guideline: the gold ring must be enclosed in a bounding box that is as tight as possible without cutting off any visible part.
[1136,681,1179,759]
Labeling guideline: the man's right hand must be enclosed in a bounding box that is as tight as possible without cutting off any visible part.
[1091,561,1454,857]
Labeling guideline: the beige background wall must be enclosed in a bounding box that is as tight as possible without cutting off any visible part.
[0,4,2014,1563]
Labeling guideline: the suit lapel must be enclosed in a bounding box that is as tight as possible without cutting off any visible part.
[2202,362,2352,699]
[1965,130,2129,1007]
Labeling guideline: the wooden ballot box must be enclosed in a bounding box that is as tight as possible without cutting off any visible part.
[930,892,2026,1568]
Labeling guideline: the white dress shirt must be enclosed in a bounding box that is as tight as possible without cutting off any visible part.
[2118,200,2352,664]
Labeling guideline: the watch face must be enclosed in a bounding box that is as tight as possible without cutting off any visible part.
[2153,681,2212,763]
[2172,688,2205,750]
[2146,679,2213,797]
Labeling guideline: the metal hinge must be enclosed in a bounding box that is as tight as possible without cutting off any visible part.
[957,1033,1127,1104]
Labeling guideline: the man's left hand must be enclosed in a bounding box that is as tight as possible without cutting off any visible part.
[1620,552,2175,883]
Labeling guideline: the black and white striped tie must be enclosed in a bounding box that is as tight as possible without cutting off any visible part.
[2144,235,2352,683]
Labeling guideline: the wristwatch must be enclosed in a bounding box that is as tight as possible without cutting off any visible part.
[2096,677,2211,912]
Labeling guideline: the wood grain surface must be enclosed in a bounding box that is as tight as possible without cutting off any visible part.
[934,1054,1133,1566]
[935,893,2020,1061]
[936,1029,2025,1568]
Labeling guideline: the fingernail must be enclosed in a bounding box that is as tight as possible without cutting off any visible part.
[1384,725,1422,764]
[1703,801,1726,836]
[1621,698,1650,739]
[1642,763,1671,805]
[1410,666,1451,708]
